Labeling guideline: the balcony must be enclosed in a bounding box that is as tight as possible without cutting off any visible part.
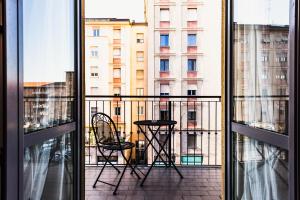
[84,95,221,197]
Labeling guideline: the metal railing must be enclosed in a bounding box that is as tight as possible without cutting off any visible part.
[85,95,222,167]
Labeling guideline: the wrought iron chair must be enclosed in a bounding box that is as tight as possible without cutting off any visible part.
[91,112,140,195]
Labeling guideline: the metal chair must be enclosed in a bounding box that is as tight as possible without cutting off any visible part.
[91,112,140,195]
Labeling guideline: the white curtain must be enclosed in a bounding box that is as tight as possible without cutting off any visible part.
[236,135,288,200]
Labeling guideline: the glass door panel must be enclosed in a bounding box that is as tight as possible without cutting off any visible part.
[22,0,75,134]
[233,132,288,199]
[20,0,77,199]
[231,0,291,199]
[23,132,74,199]
[233,0,290,134]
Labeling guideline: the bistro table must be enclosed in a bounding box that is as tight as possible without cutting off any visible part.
[133,120,183,186]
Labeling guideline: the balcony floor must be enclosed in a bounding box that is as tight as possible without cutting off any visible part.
[85,166,221,200]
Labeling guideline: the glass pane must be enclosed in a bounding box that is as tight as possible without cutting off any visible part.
[233,0,290,134]
[233,132,288,200]
[23,132,73,199]
[22,0,75,133]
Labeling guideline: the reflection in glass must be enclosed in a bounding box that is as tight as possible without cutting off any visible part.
[233,132,288,200]
[233,0,289,134]
[23,133,73,200]
[22,0,75,133]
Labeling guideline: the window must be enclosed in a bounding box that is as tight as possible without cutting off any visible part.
[137,106,144,115]
[160,59,169,71]
[137,33,144,43]
[160,110,169,120]
[136,70,144,79]
[261,53,269,62]
[188,34,197,46]
[113,87,121,96]
[160,84,170,96]
[188,85,197,96]
[113,29,121,39]
[93,29,100,37]
[277,88,286,95]
[113,68,121,78]
[262,88,268,96]
[90,66,99,77]
[187,110,196,120]
[91,72,98,77]
[160,9,170,21]
[136,88,144,96]
[113,48,121,57]
[114,107,121,116]
[137,51,144,62]
[91,107,97,117]
[187,8,197,21]
[91,49,98,57]
[188,59,197,71]
[160,34,169,47]
[187,134,197,149]
[261,73,267,80]
[187,90,196,96]
[90,87,99,95]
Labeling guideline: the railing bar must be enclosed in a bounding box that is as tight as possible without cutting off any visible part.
[152,100,154,164]
[201,101,203,156]
[208,101,210,165]
[215,101,218,165]
[186,100,188,166]
[123,100,126,140]
[138,101,140,164]
[130,101,133,142]
[179,101,182,165]
[194,100,196,166]
[88,100,91,165]
[278,100,281,130]
[172,101,175,164]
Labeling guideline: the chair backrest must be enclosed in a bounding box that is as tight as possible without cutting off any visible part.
[91,112,122,146]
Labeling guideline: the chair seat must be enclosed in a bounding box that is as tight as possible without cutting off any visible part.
[100,141,135,150]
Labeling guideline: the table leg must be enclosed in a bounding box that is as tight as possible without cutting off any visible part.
[148,125,183,178]
[131,125,168,175]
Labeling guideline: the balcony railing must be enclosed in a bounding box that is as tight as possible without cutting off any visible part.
[85,95,222,166]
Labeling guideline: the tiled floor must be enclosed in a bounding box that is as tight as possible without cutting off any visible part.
[85,166,222,200]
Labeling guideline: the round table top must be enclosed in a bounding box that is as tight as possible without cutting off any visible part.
[134,120,177,126]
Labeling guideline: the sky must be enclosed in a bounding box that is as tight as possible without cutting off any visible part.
[85,0,145,22]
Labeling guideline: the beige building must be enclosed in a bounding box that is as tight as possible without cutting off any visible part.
[85,18,148,164]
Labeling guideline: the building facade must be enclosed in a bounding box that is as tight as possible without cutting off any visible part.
[85,18,148,164]
[147,0,222,165]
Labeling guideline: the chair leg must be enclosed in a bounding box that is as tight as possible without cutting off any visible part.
[99,149,120,173]
[129,162,141,179]
[93,150,114,188]
[113,149,132,195]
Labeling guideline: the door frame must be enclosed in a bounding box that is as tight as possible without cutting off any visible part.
[225,0,299,199]
[2,0,84,199]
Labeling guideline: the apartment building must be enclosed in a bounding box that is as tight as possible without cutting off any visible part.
[85,18,148,164]
[147,0,222,165]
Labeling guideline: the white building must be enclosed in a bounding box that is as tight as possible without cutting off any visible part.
[147,0,222,165]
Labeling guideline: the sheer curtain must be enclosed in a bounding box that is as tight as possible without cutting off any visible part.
[23,133,73,200]
[24,141,52,199]
[235,134,288,200]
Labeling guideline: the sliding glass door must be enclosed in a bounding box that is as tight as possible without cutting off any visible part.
[227,0,298,199]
